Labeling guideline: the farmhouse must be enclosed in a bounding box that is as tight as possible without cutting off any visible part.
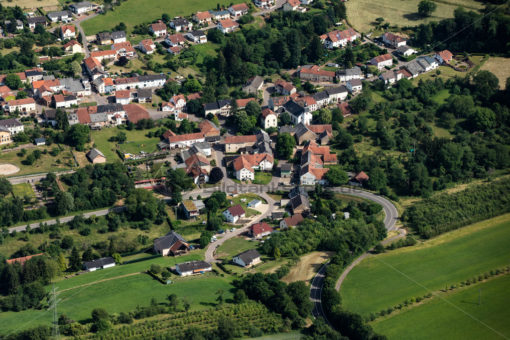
[0,118,24,134]
[83,257,116,272]
[167,132,205,148]
[233,249,262,267]
[224,135,257,153]
[369,54,393,69]
[199,119,220,137]
[251,222,273,239]
[299,65,336,82]
[223,204,246,223]
[382,32,406,48]
[86,148,106,163]
[7,98,36,114]
[175,261,212,276]
[154,231,190,256]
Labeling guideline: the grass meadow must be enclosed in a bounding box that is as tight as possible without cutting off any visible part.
[0,145,74,177]
[341,214,510,316]
[81,0,245,35]
[372,274,510,340]
[90,127,160,161]
[480,57,510,89]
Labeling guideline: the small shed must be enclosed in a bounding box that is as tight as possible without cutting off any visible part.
[247,199,261,208]
[34,137,46,146]
[83,257,116,271]
[86,148,106,164]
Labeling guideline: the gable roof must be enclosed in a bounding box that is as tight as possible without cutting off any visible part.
[307,124,332,134]
[251,222,273,236]
[371,53,392,64]
[224,135,257,144]
[87,148,105,161]
[283,213,304,227]
[226,204,245,217]
[231,3,249,11]
[154,231,188,251]
[219,19,239,29]
[176,260,211,272]
[199,119,220,134]
[195,11,212,20]
[261,108,276,118]
[235,249,261,264]
[83,257,115,269]
[150,21,167,32]
[168,132,204,143]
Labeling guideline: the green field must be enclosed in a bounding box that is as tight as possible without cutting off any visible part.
[82,0,245,35]
[216,237,259,260]
[0,146,74,177]
[253,171,273,185]
[372,274,510,340]
[11,183,35,200]
[0,251,236,335]
[341,214,510,316]
[346,0,483,32]
[91,127,160,162]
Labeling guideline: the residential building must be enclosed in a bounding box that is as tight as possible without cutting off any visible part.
[242,75,264,94]
[137,88,152,103]
[154,231,190,256]
[170,18,193,32]
[6,98,36,114]
[0,129,11,145]
[283,100,312,125]
[283,0,301,11]
[321,28,360,49]
[97,31,126,45]
[232,153,274,181]
[280,213,304,229]
[380,70,403,85]
[69,1,95,14]
[186,30,207,44]
[60,24,76,39]
[382,32,406,48]
[417,56,439,71]
[83,257,116,271]
[0,118,24,134]
[193,11,212,25]
[209,10,231,21]
[349,171,369,187]
[250,222,273,239]
[203,99,232,116]
[34,137,46,146]
[435,50,453,64]
[223,204,246,223]
[254,0,274,8]
[53,94,78,108]
[369,54,393,69]
[261,108,277,129]
[336,66,363,82]
[397,45,417,57]
[181,200,204,219]
[150,21,167,37]
[346,79,362,93]
[294,123,316,145]
[138,39,156,54]
[199,119,220,137]
[299,65,336,82]
[218,19,239,34]
[224,134,257,153]
[235,97,256,110]
[167,132,205,148]
[47,10,72,23]
[112,41,136,58]
[166,33,186,46]
[86,148,106,163]
[274,79,296,95]
[90,49,117,63]
[115,90,132,104]
[233,249,261,267]
[63,40,83,54]
[27,16,47,30]
[175,261,211,276]
[326,85,348,102]
[228,3,249,17]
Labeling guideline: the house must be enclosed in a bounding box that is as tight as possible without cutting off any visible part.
[167,132,205,148]
[60,25,76,39]
[25,68,43,83]
[322,28,360,49]
[97,31,126,45]
[295,96,318,113]
[280,213,304,229]
[218,19,239,34]
[0,129,11,145]
[34,137,46,146]
[47,10,71,23]
[60,77,90,97]
[112,41,137,58]
[382,32,406,48]
[299,65,336,82]
[261,108,277,129]
[307,124,332,145]
[224,135,257,153]
[232,153,274,180]
[404,60,424,78]
[203,100,232,116]
[223,204,246,223]
[138,39,156,54]
[27,16,47,30]
[189,141,212,157]
[150,21,167,37]
[294,123,316,145]
[250,222,273,239]
[283,0,301,11]
[235,97,256,110]
[115,90,132,104]
[336,66,363,82]
[242,76,264,94]
[86,148,106,163]
[349,171,369,187]
[274,79,296,95]
[209,10,231,21]
[175,261,212,276]
[193,11,212,25]
[283,100,312,125]
[7,98,36,114]
[83,257,116,272]
[69,1,95,14]
[170,18,193,32]
[380,70,403,85]
[53,94,78,108]
[233,249,261,267]
[435,50,453,64]
[137,88,152,103]
[154,231,190,256]
[313,91,329,108]
[186,30,207,44]
[199,119,221,137]
[181,200,204,219]
[254,0,275,8]
[0,118,24,134]
[64,40,83,54]
[168,45,183,55]
[228,3,249,17]
[346,79,362,93]
[326,85,348,102]
[397,45,417,57]
[417,56,439,71]
[280,163,293,178]
[369,54,393,69]
[166,33,186,46]
[289,194,310,214]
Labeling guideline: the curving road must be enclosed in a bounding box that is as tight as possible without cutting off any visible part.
[310,188,400,323]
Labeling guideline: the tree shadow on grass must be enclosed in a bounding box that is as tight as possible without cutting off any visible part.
[403,13,425,21]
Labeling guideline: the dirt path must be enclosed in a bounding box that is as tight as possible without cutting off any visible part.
[59,271,142,293]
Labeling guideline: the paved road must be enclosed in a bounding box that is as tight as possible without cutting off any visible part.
[309,188,400,323]
[73,13,98,58]
[7,170,75,185]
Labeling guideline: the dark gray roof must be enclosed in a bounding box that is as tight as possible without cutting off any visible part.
[87,148,105,160]
[348,79,362,86]
[43,109,57,119]
[289,194,310,211]
[313,91,329,101]
[209,10,230,16]
[217,99,231,108]
[0,118,22,127]
[271,211,285,219]
[111,31,126,40]
[47,10,71,19]
[289,186,308,199]
[137,88,152,98]
[283,100,304,116]
[326,85,348,96]
[294,123,313,138]
[172,18,190,26]
[204,102,219,111]
[25,70,43,77]
[154,231,186,251]
[34,137,46,144]
[280,163,293,171]
[405,60,423,76]
[61,78,85,93]
[97,103,123,113]
[27,16,47,24]
[337,66,362,77]
[235,249,261,264]
[189,30,205,37]
[83,257,115,269]
[70,1,93,9]
[138,74,165,82]
[279,125,295,134]
[176,260,211,272]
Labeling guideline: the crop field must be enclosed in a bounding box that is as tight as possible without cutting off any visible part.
[480,57,510,89]
[372,274,510,340]
[341,214,510,316]
[91,127,160,161]
[346,0,483,32]
[81,0,245,35]
[0,251,235,335]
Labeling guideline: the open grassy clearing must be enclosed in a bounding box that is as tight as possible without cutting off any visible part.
[0,146,74,177]
[346,0,483,32]
[11,183,35,200]
[216,236,258,260]
[1,0,59,10]
[91,127,160,161]
[372,274,510,340]
[480,57,510,89]
[253,171,273,185]
[282,251,333,284]
[341,214,510,316]
[81,0,245,35]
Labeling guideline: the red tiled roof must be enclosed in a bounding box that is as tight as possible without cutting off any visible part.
[115,90,131,98]
[90,50,117,58]
[219,19,239,29]
[53,94,65,102]
[274,79,295,92]
[163,129,177,140]
[251,222,273,236]
[227,204,245,217]
[63,40,80,48]
[224,135,257,144]
[306,124,332,134]
[61,24,75,33]
[235,97,256,108]
[232,153,273,171]
[168,132,204,143]
[437,50,453,62]
[261,108,276,118]
[84,56,102,71]
[309,167,329,180]
[195,11,212,20]
[168,34,185,44]
[338,102,352,116]
[33,79,60,89]
[199,120,219,134]
[112,41,135,53]
[383,32,405,44]
[371,53,392,64]
[283,213,304,227]
[300,65,335,78]
[8,98,35,106]
[231,3,249,11]
[355,171,369,181]
[150,21,167,32]
[326,28,358,43]
[123,103,150,123]
[287,0,300,7]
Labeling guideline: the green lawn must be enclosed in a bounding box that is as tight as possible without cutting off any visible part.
[82,0,245,35]
[11,183,35,199]
[0,146,74,177]
[0,251,235,335]
[216,237,259,260]
[253,171,272,185]
[341,214,510,316]
[431,89,450,105]
[91,127,160,162]
[372,274,510,340]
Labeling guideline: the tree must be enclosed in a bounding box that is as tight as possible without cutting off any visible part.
[472,107,496,130]
[115,131,127,144]
[199,231,213,248]
[125,189,158,221]
[367,167,388,192]
[168,294,179,310]
[216,289,224,305]
[68,247,82,271]
[4,74,22,90]
[82,247,94,262]
[55,109,69,131]
[325,166,348,186]
[275,133,295,160]
[66,124,90,151]
[0,177,12,197]
[54,191,75,215]
[350,92,371,113]
[473,70,499,101]
[318,108,332,124]
[209,167,224,184]
[245,101,261,118]
[71,61,81,77]
[418,0,437,17]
